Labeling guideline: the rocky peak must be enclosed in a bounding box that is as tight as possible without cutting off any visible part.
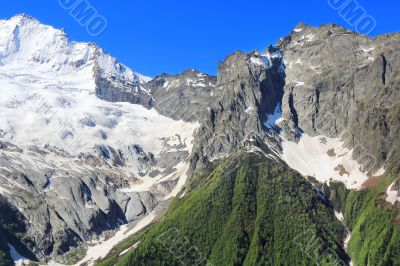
[144,69,217,122]
[189,49,285,174]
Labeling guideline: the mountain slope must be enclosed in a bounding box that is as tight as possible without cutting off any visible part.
[279,23,400,173]
[0,14,201,263]
[119,152,349,266]
[108,24,400,266]
[344,151,400,266]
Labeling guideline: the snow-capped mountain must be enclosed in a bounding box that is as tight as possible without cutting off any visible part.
[1,13,400,266]
[0,13,196,168]
[0,14,205,264]
[0,14,150,83]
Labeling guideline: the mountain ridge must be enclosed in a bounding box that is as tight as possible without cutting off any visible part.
[0,13,399,265]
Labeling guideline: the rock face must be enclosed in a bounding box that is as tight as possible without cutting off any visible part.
[0,141,158,260]
[145,69,218,122]
[94,67,154,109]
[280,23,400,172]
[189,50,284,173]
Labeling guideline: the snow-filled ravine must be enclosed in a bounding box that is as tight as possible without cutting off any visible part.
[263,102,384,190]
[280,134,384,189]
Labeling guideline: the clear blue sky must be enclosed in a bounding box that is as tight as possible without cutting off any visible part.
[1,0,399,77]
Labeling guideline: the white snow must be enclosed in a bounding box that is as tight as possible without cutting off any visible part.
[344,232,351,249]
[262,50,282,60]
[250,57,266,67]
[163,161,191,200]
[191,82,206,87]
[247,145,279,162]
[310,65,322,74]
[162,80,169,88]
[334,211,344,222]
[74,212,156,266]
[0,14,200,266]
[293,27,303,32]
[305,34,315,42]
[7,243,31,266]
[261,50,282,67]
[265,103,282,129]
[293,81,305,87]
[97,52,152,84]
[0,66,198,170]
[245,106,254,114]
[280,134,373,189]
[361,46,375,53]
[0,16,183,179]
[373,167,385,177]
[119,242,140,256]
[0,15,151,84]
[344,231,353,266]
[359,46,376,63]
[385,182,400,205]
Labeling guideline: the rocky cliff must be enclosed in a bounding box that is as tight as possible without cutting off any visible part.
[280,23,400,172]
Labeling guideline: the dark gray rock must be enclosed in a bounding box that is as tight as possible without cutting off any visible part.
[280,23,400,172]
[94,67,154,109]
[146,69,217,122]
[0,143,160,260]
[189,50,284,174]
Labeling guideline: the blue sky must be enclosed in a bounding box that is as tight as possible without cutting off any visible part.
[1,0,399,77]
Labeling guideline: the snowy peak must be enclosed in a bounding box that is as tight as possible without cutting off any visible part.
[0,15,200,261]
[0,14,150,84]
[0,13,84,66]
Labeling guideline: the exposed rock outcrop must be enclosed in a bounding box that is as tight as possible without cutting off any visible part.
[145,69,217,122]
[280,23,400,172]
[189,50,284,174]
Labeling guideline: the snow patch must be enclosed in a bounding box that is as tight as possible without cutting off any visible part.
[373,167,385,177]
[265,103,282,129]
[245,106,254,114]
[8,243,30,266]
[305,34,315,42]
[280,134,372,189]
[385,182,400,205]
[119,242,140,256]
[162,80,169,88]
[361,46,375,53]
[250,57,266,67]
[74,212,156,266]
[164,161,191,200]
[334,211,344,222]
[344,231,353,266]
[293,81,305,87]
